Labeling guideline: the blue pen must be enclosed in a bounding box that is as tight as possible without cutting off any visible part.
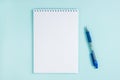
[85,27,98,69]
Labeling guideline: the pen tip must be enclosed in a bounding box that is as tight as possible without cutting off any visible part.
[84,26,88,31]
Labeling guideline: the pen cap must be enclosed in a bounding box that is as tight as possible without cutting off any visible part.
[90,51,98,69]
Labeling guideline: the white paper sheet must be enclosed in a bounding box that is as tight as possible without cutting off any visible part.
[33,9,79,73]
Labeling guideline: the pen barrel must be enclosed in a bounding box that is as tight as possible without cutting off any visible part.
[86,31,92,42]
[90,51,98,68]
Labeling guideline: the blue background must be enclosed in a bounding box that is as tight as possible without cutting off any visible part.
[0,0,120,80]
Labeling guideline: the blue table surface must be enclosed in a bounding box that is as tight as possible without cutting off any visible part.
[1,0,120,80]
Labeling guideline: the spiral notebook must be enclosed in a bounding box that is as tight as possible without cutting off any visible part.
[33,8,79,73]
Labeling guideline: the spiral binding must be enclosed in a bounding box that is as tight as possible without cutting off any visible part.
[33,8,78,12]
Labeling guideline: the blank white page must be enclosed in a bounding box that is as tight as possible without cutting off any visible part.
[33,9,79,73]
